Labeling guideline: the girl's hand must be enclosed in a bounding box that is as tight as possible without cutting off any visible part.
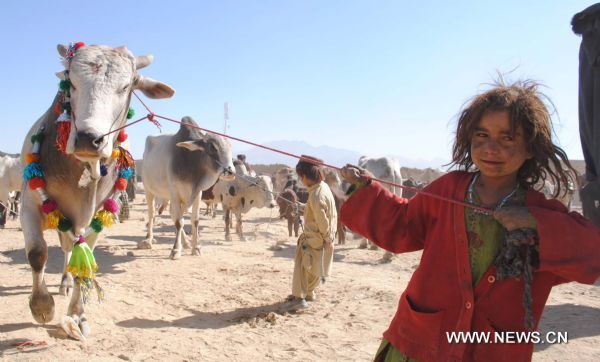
[493,207,537,233]
[340,164,373,185]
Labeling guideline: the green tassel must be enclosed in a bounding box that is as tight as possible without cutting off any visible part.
[90,218,103,233]
[30,133,45,144]
[59,79,71,91]
[57,217,73,232]
[127,108,135,119]
[61,102,71,113]
[67,241,97,280]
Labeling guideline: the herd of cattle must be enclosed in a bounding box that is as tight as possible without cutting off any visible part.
[0,44,580,340]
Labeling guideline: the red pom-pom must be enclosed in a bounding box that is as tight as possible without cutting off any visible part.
[117,130,128,142]
[116,178,127,190]
[74,42,85,50]
[28,177,46,190]
[41,199,58,214]
[54,101,61,115]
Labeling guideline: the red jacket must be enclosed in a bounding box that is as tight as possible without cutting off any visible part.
[340,171,600,361]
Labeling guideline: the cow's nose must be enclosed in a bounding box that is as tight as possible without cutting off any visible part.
[75,131,105,153]
[269,203,276,209]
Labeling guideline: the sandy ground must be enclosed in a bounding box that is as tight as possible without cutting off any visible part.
[0,192,598,361]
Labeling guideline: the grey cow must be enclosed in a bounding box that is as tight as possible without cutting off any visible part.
[139,116,235,259]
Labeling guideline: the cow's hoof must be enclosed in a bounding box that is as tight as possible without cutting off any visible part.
[225,235,232,241]
[369,244,379,251]
[79,317,91,338]
[137,240,153,249]
[170,249,182,260]
[191,247,202,256]
[60,315,86,342]
[29,292,55,324]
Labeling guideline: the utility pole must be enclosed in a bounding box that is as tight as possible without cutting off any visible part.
[224,102,229,135]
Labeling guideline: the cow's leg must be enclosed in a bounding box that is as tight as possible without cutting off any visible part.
[169,201,185,260]
[235,210,245,241]
[191,194,201,256]
[224,206,232,241]
[138,192,156,249]
[22,193,54,324]
[294,219,300,237]
[64,232,100,339]
[287,217,293,237]
[58,232,74,296]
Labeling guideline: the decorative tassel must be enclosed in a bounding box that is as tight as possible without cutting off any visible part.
[119,167,133,180]
[56,119,71,153]
[28,177,46,190]
[30,133,45,145]
[127,107,135,119]
[116,147,134,169]
[25,153,40,164]
[115,178,127,191]
[100,164,108,177]
[90,218,103,233]
[103,199,119,213]
[41,199,58,214]
[67,235,100,304]
[23,163,43,181]
[117,130,128,142]
[45,210,62,229]
[58,217,73,232]
[95,210,114,228]
[111,148,121,159]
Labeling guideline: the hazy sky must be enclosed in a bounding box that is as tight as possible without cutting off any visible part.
[0,1,595,166]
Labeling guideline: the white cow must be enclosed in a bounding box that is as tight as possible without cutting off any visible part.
[140,116,235,258]
[357,156,403,261]
[0,155,22,226]
[20,43,174,339]
[213,172,276,241]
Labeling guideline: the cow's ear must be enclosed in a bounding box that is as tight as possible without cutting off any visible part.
[176,141,204,152]
[55,71,67,80]
[136,76,175,99]
[57,44,68,58]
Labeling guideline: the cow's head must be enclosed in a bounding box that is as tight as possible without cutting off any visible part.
[248,175,276,209]
[175,117,235,181]
[56,44,174,165]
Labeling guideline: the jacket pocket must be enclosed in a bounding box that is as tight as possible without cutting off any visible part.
[396,293,445,349]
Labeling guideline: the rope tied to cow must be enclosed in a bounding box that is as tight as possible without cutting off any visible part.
[101,92,494,215]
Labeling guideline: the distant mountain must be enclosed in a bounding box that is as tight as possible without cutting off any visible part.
[0,151,19,158]
[238,140,448,169]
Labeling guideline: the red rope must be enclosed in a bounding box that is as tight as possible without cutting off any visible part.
[102,92,493,214]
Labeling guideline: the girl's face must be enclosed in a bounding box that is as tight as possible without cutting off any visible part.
[470,110,532,183]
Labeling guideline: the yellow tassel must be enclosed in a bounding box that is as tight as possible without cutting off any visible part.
[45,210,62,229]
[111,148,121,159]
[95,210,114,228]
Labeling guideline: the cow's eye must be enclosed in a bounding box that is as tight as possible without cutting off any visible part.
[118,85,129,94]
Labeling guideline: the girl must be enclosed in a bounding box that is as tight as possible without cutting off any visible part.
[340,80,600,361]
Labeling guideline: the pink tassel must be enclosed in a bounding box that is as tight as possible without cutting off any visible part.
[103,198,119,213]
